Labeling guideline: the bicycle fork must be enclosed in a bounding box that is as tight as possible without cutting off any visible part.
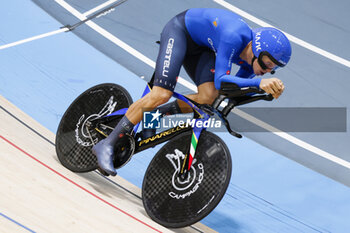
[179,125,204,179]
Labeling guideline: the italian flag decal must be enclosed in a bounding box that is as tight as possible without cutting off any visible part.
[188,132,198,170]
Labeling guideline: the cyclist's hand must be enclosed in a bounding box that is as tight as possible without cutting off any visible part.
[259,78,284,99]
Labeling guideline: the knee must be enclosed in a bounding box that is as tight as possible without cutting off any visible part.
[198,89,218,105]
[149,88,172,106]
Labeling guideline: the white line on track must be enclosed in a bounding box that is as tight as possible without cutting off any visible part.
[214,0,350,69]
[0,0,120,51]
[52,0,350,170]
[82,0,118,17]
[0,28,69,50]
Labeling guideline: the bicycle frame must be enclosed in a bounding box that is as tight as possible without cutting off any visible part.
[94,78,273,174]
[102,80,211,173]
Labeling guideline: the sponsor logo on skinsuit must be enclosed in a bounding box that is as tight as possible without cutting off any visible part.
[207,38,217,55]
[162,38,174,77]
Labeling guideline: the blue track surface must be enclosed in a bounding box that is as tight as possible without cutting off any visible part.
[1,1,349,232]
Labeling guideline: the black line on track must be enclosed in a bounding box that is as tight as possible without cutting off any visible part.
[0,105,55,146]
[94,170,142,199]
[0,104,204,233]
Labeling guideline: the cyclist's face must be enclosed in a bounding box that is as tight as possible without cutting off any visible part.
[253,56,278,76]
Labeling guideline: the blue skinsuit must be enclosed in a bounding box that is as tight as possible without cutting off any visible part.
[153,8,261,91]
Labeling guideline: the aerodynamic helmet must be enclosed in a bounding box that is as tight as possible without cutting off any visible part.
[251,27,292,73]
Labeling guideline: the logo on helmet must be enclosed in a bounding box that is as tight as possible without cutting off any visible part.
[279,60,287,66]
[255,31,262,52]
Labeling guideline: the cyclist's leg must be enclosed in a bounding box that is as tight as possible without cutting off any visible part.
[92,11,188,175]
[140,92,182,139]
[178,50,218,112]
[126,10,189,124]
[125,87,173,124]
[181,82,218,110]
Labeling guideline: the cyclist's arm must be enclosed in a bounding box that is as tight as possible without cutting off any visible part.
[213,34,261,90]
[214,75,261,89]
[235,65,255,79]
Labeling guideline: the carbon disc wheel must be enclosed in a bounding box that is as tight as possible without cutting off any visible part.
[55,83,132,172]
[142,130,231,228]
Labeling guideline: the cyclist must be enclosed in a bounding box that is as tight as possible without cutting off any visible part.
[93,8,292,176]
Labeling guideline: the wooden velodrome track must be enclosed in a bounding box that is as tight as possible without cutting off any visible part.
[0,95,216,233]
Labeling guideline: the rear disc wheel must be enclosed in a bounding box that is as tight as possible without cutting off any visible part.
[55,83,132,172]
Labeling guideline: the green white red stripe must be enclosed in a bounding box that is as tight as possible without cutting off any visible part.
[188,132,198,170]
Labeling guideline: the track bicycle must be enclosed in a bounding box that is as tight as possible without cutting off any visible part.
[55,75,273,228]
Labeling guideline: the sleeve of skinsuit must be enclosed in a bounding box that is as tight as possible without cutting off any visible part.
[235,65,255,78]
[214,32,261,90]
